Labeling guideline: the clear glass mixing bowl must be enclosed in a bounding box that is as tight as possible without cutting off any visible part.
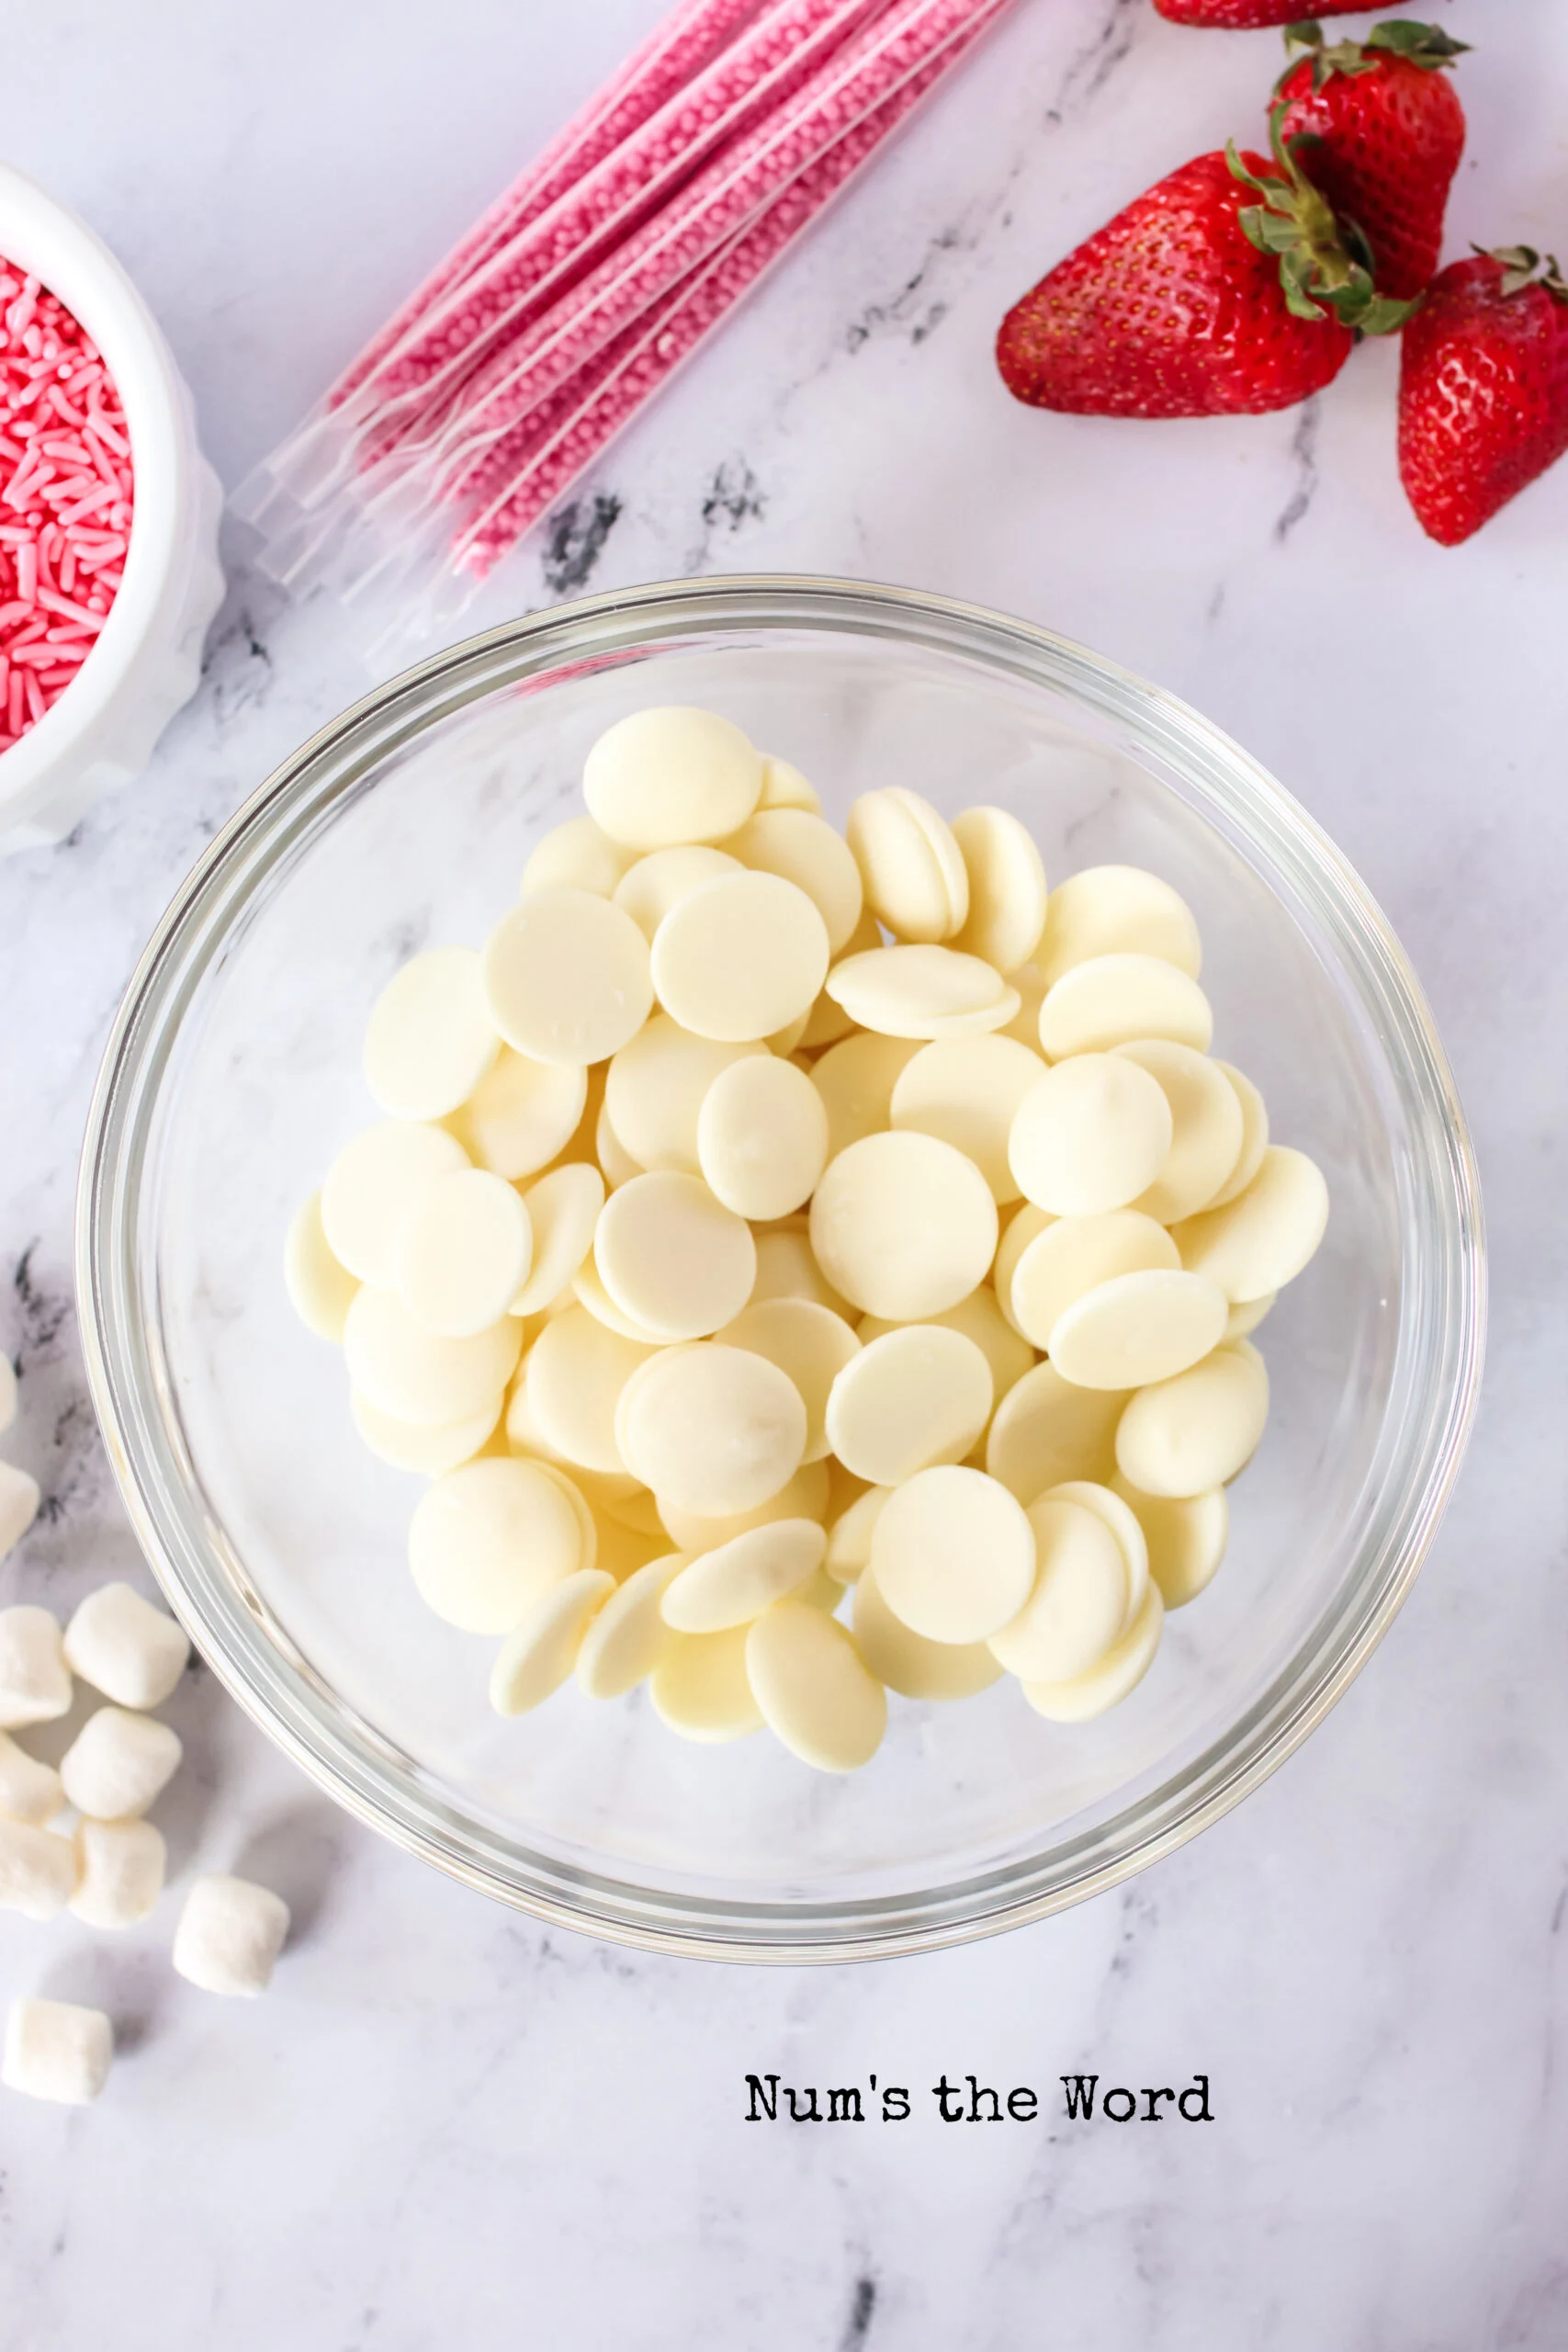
[76,576,1484,1962]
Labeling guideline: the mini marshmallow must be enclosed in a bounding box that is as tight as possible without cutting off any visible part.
[0,1729,63,1826]
[0,1603,72,1728]
[63,1582,189,1710]
[0,1460,39,1563]
[0,1353,16,1434]
[3,1998,113,2106]
[172,1874,290,1997]
[0,1816,77,1918]
[59,1707,182,1822]
[70,1816,166,1929]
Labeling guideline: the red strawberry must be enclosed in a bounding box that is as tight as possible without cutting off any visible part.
[997,126,1412,419]
[1399,248,1568,545]
[1275,21,1468,300]
[1155,0,1365,22]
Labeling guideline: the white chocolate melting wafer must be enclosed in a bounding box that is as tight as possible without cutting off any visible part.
[1009,1056,1173,1219]
[746,1603,886,1771]
[522,814,637,898]
[584,707,762,848]
[1039,953,1213,1059]
[651,872,829,1044]
[483,889,653,1066]
[490,1569,615,1714]
[950,806,1048,974]
[1171,1147,1328,1304]
[409,1456,583,1633]
[853,1566,1002,1702]
[363,945,499,1120]
[870,1465,1035,1645]
[810,1132,998,1320]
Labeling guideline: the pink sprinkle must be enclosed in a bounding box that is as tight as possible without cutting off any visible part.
[0,250,131,750]
[37,584,105,630]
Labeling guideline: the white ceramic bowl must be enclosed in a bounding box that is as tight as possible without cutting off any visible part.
[0,161,224,854]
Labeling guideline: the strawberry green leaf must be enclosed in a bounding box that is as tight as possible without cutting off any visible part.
[1225,142,1274,201]
[1278,21,1374,95]
[1479,246,1568,303]
[1349,288,1425,336]
[1235,206,1278,260]
[1280,17,1465,96]
[1278,250,1327,322]
[1364,22,1470,67]
[1229,109,1415,337]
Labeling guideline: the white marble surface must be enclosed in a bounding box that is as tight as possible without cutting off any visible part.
[0,1,1563,2344]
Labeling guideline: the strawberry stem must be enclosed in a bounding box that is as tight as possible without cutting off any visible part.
[1477,245,1568,303]
[1278,18,1469,98]
[1227,107,1422,334]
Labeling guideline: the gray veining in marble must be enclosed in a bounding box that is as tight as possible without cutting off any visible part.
[1,2,1565,2346]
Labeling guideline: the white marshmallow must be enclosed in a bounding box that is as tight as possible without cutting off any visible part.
[3,1997,113,2105]
[59,1707,182,1821]
[63,1582,190,1710]
[70,1816,167,1929]
[0,1602,71,1727]
[172,1874,290,1997]
[0,1728,62,1825]
[0,1816,77,1918]
[0,1459,39,1562]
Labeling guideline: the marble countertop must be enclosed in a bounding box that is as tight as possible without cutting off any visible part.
[2,2,1565,2345]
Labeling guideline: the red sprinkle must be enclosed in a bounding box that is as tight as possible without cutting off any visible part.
[0,256,133,750]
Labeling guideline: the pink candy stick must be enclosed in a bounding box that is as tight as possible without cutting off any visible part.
[345,0,888,440]
[430,0,996,508]
[330,0,768,408]
[449,0,1010,576]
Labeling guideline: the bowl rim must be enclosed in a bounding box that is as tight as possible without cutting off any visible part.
[76,571,1487,1963]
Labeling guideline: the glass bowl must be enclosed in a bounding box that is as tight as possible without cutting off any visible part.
[76,576,1484,1962]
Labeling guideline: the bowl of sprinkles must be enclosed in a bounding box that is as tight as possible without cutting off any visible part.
[0,162,223,854]
[0,264,133,745]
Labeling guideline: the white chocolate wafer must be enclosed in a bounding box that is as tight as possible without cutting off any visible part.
[809,1131,998,1320]
[363,945,500,1120]
[746,1603,886,1771]
[584,707,762,849]
[870,1465,1035,1645]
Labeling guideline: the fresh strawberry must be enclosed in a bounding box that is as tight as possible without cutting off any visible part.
[1155,0,1368,25]
[1399,248,1568,545]
[997,121,1413,419]
[1275,20,1468,300]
